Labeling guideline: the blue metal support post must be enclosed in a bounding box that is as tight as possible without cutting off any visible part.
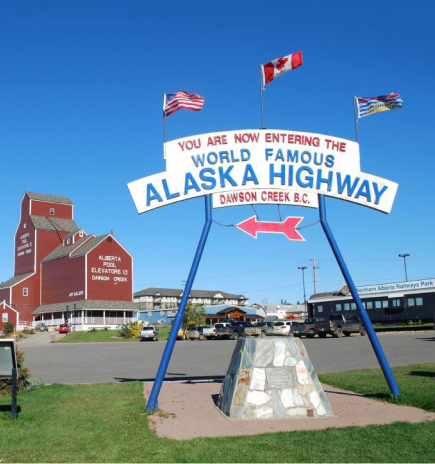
[11,367,17,420]
[318,194,400,398]
[146,195,213,412]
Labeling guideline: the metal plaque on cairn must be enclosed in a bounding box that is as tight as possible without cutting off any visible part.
[217,337,333,420]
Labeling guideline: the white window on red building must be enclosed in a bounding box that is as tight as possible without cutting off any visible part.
[2,313,7,322]
[50,208,55,215]
[23,287,29,296]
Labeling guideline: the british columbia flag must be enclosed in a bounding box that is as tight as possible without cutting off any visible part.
[356,92,403,119]
[163,91,205,117]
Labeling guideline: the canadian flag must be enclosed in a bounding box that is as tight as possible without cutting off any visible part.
[261,51,303,86]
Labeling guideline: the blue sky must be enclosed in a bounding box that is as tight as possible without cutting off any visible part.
[1,0,434,305]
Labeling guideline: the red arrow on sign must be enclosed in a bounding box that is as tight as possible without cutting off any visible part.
[236,216,305,241]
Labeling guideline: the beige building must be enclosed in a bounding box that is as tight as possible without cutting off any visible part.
[134,288,248,311]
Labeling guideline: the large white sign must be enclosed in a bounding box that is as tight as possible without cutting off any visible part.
[128,129,398,214]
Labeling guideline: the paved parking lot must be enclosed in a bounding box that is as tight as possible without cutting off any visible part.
[19,332,434,384]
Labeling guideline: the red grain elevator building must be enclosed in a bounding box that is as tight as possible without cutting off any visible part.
[0,192,135,331]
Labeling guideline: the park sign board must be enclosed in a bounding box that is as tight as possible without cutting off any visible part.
[356,279,435,296]
[0,339,17,379]
[128,129,398,214]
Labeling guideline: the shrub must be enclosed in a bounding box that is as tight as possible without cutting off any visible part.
[21,377,44,393]
[3,322,15,335]
[118,322,141,339]
[21,328,34,335]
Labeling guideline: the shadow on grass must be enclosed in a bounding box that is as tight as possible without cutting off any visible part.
[362,392,392,400]
[408,371,435,377]
[0,404,21,413]
[323,389,366,398]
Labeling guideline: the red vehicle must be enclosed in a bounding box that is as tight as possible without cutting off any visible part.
[59,324,70,334]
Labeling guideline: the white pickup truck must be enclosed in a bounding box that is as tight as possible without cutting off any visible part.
[139,326,159,341]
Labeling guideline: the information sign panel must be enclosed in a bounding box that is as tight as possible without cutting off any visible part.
[0,339,17,378]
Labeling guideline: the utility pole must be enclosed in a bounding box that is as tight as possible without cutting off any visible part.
[298,266,307,316]
[398,254,410,282]
[310,258,318,294]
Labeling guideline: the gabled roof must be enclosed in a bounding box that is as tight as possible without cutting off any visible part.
[0,272,34,289]
[63,229,83,240]
[42,234,110,262]
[216,306,247,315]
[42,235,95,262]
[308,289,350,301]
[33,299,136,314]
[30,215,78,232]
[26,192,73,205]
[134,287,246,299]
[71,234,110,258]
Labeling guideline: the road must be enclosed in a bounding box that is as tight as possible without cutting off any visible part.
[18,332,435,384]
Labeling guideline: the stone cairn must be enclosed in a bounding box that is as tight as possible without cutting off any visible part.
[217,337,333,420]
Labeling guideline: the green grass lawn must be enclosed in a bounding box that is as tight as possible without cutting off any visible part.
[318,362,435,412]
[0,363,434,462]
[373,323,434,332]
[58,325,434,344]
[59,328,171,343]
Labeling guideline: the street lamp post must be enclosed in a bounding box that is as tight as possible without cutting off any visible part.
[398,254,410,282]
[298,266,307,315]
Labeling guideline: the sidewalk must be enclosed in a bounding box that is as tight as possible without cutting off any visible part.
[144,381,435,440]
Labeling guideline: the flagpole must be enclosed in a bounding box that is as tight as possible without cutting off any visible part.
[260,66,265,129]
[163,94,166,159]
[353,95,359,144]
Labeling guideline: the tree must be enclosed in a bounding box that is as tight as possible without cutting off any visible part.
[182,303,206,331]
[3,322,14,335]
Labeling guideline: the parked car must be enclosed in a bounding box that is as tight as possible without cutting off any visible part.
[257,321,275,336]
[157,319,166,324]
[140,326,159,341]
[35,323,48,332]
[272,321,293,336]
[291,318,324,338]
[59,324,70,334]
[314,314,366,338]
[201,326,217,339]
[215,323,244,340]
[186,326,206,340]
[238,321,270,337]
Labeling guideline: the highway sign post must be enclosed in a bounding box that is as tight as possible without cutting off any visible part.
[128,128,401,411]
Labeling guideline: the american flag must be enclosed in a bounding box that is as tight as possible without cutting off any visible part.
[163,91,205,117]
[356,92,403,119]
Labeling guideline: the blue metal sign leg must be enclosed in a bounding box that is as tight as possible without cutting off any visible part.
[318,194,400,398]
[146,195,213,412]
